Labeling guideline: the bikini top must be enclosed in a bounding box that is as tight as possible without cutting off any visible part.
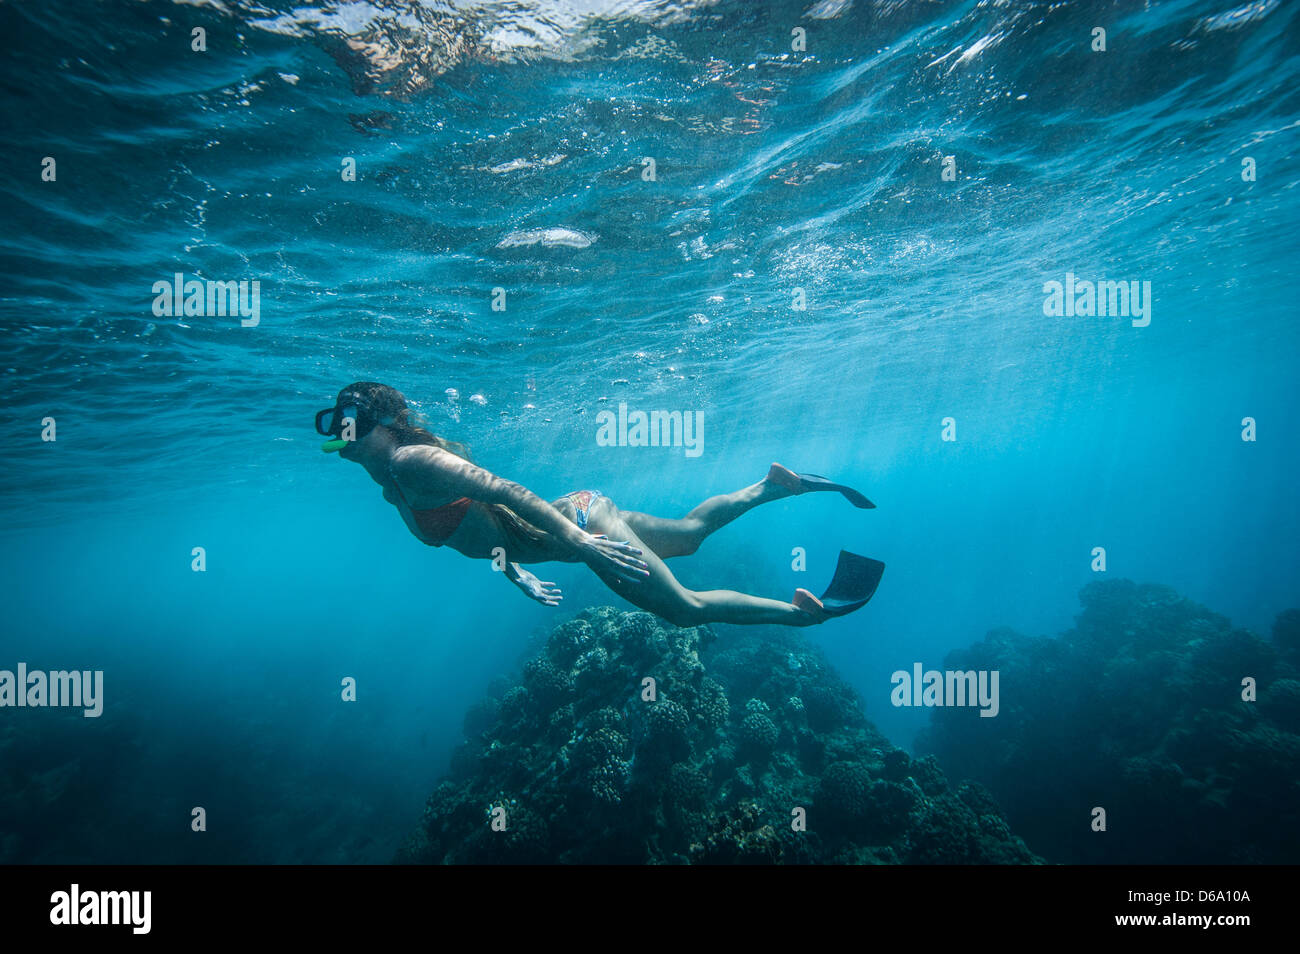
[388,465,473,547]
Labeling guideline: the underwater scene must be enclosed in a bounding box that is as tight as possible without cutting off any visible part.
[1,0,1298,872]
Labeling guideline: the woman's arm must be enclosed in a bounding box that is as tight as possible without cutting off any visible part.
[392,444,584,549]
[391,445,649,581]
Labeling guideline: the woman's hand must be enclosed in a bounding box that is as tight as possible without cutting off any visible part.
[581,533,650,583]
[510,564,563,606]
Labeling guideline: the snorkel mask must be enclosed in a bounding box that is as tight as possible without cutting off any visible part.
[315,402,359,453]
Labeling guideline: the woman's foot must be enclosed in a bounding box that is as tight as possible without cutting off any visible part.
[765,462,802,498]
[792,587,829,623]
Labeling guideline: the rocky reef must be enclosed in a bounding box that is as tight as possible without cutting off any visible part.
[917,579,1300,864]
[399,607,1038,864]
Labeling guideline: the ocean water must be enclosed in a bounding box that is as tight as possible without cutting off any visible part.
[1,0,1297,863]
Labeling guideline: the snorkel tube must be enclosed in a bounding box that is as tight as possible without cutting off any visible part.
[321,438,349,453]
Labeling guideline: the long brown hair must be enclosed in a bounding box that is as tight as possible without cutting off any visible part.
[337,382,546,546]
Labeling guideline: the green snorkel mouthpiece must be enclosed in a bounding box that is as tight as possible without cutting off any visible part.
[321,438,349,453]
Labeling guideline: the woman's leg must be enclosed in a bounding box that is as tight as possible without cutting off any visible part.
[585,496,817,628]
[621,464,796,559]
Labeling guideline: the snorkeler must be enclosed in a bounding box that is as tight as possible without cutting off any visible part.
[316,382,883,627]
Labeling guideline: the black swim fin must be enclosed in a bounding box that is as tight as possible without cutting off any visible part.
[776,467,875,508]
[797,474,875,509]
[817,550,885,616]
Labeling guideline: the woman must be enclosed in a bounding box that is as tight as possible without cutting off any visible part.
[315,382,881,627]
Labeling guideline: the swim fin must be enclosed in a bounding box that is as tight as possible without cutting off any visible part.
[815,550,885,616]
[769,464,875,509]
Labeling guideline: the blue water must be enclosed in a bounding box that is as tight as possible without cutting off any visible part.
[1,0,1297,862]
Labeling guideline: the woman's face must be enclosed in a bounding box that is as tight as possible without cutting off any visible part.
[339,423,387,463]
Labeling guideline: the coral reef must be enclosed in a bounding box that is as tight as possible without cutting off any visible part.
[917,579,1300,863]
[399,607,1037,864]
